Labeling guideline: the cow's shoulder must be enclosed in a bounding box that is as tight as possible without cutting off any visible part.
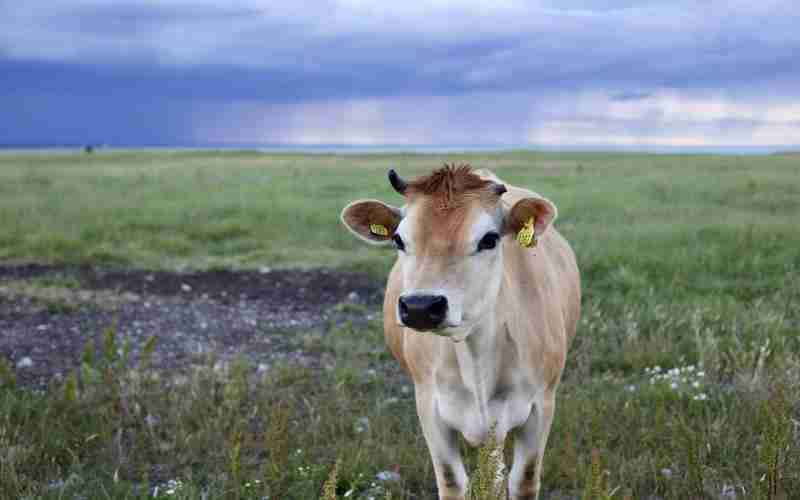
[498,227,580,385]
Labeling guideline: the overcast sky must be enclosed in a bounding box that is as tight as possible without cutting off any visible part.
[2,0,799,148]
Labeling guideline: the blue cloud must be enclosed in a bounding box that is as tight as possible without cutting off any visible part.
[2,1,799,146]
[610,92,652,101]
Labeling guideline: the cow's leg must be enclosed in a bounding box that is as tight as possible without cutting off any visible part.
[416,391,468,500]
[508,391,556,500]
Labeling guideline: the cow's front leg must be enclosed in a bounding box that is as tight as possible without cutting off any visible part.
[508,391,556,500]
[416,390,468,500]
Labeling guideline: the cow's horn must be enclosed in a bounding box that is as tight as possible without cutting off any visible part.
[388,169,407,195]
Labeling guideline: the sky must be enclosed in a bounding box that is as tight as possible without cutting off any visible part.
[2,0,799,149]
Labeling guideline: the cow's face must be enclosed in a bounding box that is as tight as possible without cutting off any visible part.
[341,166,555,341]
[391,195,505,339]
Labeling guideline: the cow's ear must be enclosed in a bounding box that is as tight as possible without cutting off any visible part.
[505,197,558,240]
[341,199,402,245]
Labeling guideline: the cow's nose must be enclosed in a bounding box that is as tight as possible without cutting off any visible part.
[398,294,448,330]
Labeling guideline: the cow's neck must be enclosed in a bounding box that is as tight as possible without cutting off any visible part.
[452,311,504,411]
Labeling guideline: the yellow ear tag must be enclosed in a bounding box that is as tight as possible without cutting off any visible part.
[516,217,537,248]
[369,223,389,236]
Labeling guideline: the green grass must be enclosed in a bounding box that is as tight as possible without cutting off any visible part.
[2,151,798,283]
[1,150,799,499]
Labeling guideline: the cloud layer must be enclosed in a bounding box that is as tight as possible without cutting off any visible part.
[2,1,799,147]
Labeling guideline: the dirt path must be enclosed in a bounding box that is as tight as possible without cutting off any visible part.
[0,264,383,387]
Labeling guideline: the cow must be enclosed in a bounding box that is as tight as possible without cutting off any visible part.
[340,164,581,499]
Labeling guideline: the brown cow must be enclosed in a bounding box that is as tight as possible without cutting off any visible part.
[341,165,580,499]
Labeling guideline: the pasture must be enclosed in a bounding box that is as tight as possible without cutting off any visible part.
[1,150,799,499]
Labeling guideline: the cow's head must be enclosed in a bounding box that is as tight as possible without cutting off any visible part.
[341,164,556,340]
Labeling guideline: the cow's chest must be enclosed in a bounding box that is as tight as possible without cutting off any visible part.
[434,376,535,445]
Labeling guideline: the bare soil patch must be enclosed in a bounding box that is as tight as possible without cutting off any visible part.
[0,264,383,387]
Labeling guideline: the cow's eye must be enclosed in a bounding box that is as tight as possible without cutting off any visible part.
[393,234,406,252]
[477,232,500,252]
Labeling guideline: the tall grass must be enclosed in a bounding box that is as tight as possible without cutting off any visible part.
[1,299,797,498]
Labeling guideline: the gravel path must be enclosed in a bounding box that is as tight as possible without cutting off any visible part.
[0,264,383,387]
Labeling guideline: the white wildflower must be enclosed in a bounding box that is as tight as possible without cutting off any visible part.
[355,416,370,434]
[376,470,401,482]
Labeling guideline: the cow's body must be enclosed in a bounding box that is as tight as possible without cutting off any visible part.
[342,166,580,499]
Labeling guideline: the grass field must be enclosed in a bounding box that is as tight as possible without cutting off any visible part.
[1,150,799,499]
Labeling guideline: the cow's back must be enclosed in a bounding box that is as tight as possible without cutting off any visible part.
[483,169,580,345]
[507,225,580,344]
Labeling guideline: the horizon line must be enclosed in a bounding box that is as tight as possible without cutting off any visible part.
[1,142,799,156]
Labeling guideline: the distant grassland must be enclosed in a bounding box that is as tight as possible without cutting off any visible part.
[2,150,799,300]
[1,150,800,498]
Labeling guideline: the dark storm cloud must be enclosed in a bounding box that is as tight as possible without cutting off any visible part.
[2,1,799,146]
[6,1,799,98]
[611,92,652,102]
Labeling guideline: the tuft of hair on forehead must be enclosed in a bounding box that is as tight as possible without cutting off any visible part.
[406,163,497,211]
